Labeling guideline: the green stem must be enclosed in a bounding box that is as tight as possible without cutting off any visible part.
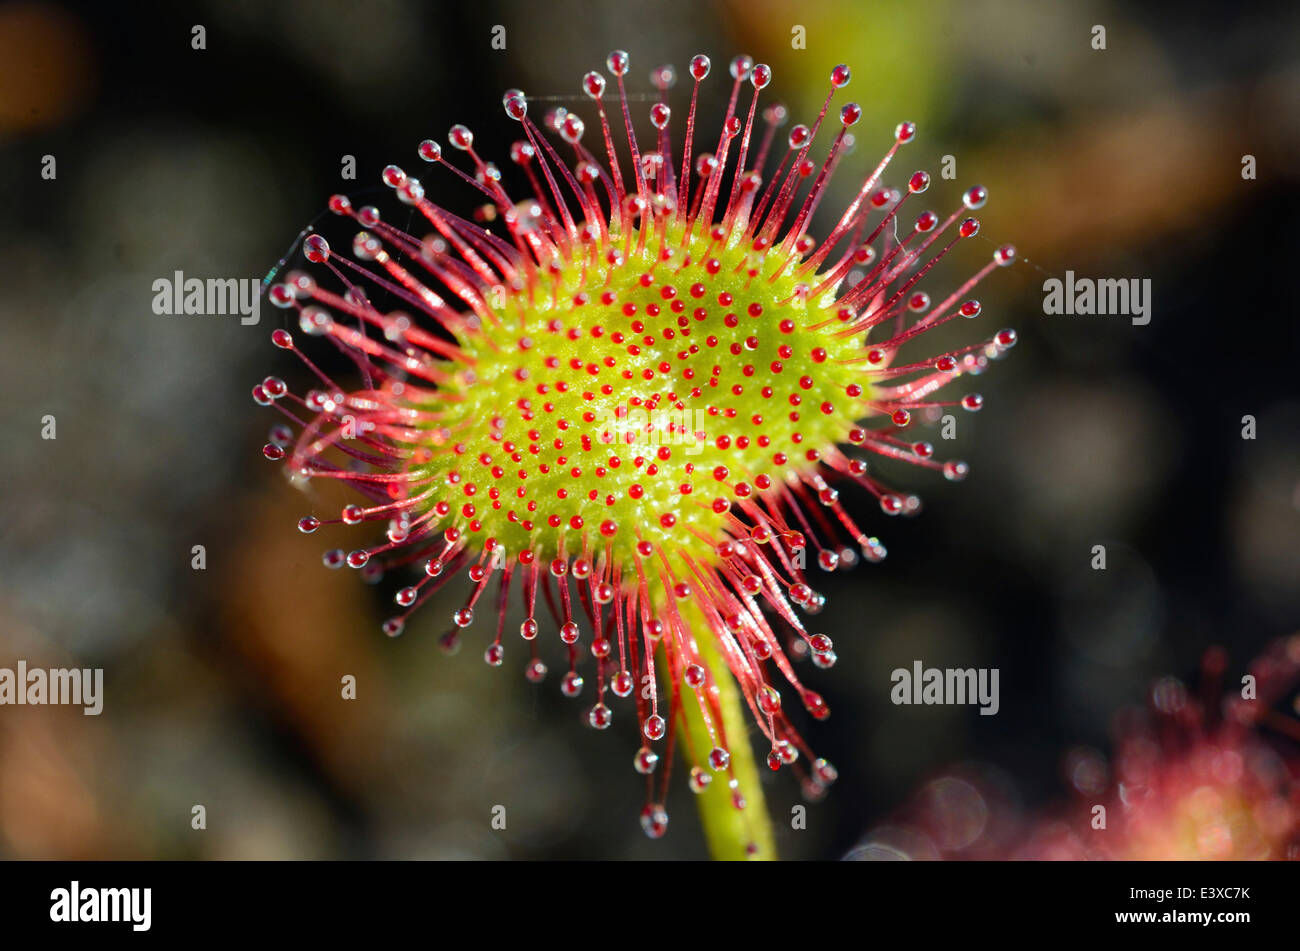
[676,604,776,860]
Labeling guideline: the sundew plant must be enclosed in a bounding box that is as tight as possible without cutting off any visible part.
[254,50,1017,860]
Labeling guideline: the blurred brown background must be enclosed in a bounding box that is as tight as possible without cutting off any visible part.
[0,0,1297,859]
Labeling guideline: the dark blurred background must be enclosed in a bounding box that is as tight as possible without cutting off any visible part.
[0,0,1296,859]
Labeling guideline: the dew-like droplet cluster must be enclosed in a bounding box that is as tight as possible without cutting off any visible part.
[257,51,1019,845]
